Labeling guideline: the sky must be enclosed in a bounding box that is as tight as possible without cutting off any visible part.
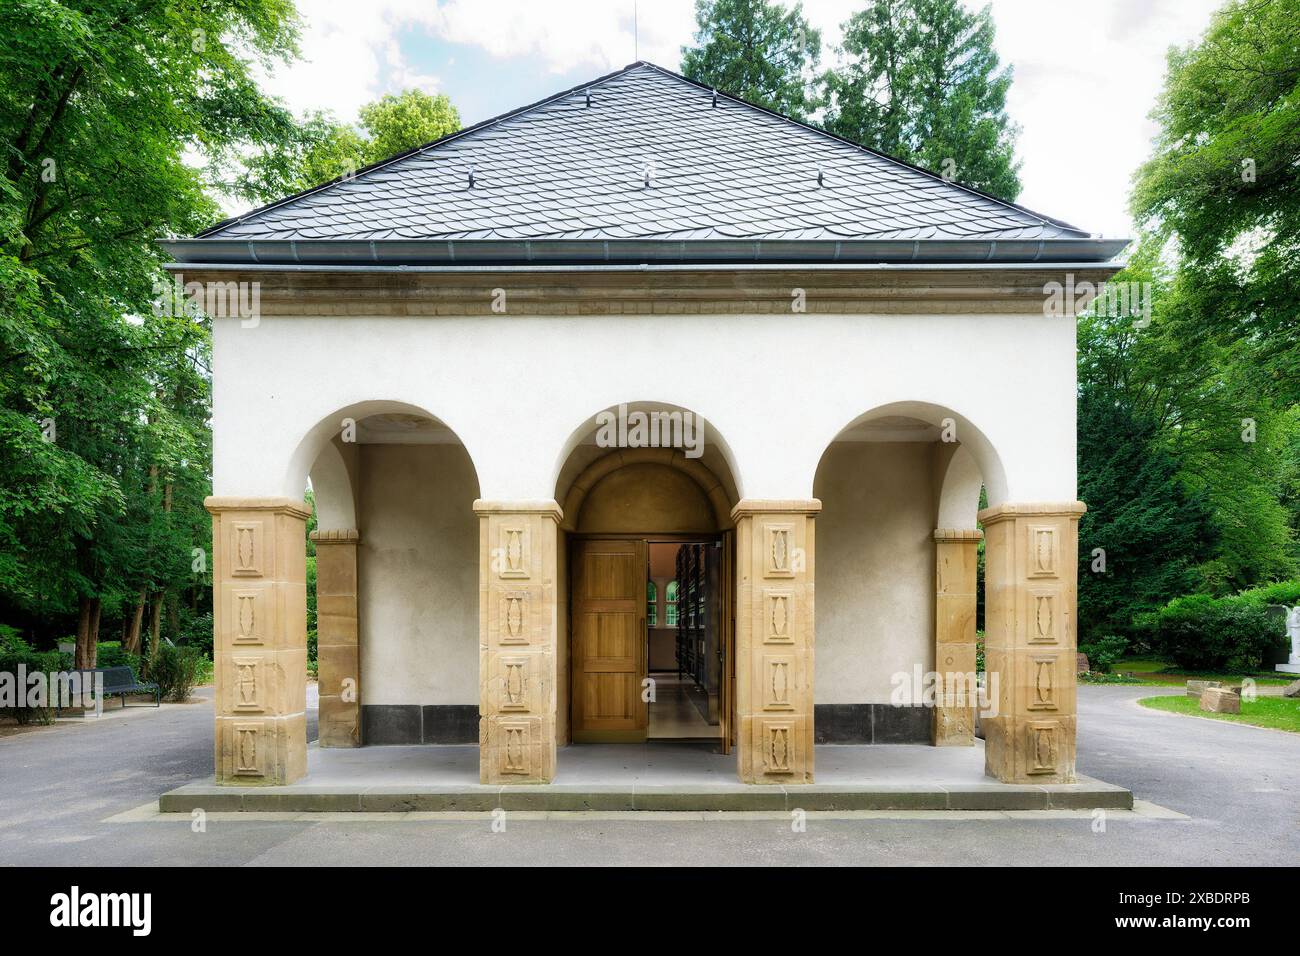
[255,0,1226,239]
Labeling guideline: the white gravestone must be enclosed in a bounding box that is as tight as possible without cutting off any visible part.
[1279,606,1300,675]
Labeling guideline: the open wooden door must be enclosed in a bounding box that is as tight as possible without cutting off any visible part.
[571,538,648,742]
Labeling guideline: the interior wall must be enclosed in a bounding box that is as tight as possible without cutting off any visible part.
[358,443,479,705]
[814,441,935,703]
[577,462,717,534]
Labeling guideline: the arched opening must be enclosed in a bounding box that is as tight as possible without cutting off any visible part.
[298,403,481,750]
[812,404,1003,745]
[553,402,741,754]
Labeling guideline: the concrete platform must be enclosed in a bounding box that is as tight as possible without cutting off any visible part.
[159,742,1133,813]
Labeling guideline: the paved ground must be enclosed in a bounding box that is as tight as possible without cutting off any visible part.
[1,685,1296,866]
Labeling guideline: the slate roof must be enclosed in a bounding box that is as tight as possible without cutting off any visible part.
[169,62,1125,265]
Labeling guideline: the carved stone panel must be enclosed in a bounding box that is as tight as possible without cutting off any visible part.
[763,524,796,578]
[1026,719,1060,774]
[230,521,264,578]
[1027,525,1059,578]
[763,589,795,645]
[499,591,530,645]
[497,524,531,580]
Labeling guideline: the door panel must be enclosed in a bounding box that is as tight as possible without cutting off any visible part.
[572,539,647,742]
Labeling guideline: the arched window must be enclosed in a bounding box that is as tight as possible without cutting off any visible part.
[665,580,679,627]
[647,580,657,627]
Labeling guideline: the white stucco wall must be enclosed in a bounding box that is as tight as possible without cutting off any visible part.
[357,443,479,705]
[814,442,936,703]
[211,308,1078,507]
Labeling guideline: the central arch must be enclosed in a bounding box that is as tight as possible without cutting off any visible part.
[553,401,742,757]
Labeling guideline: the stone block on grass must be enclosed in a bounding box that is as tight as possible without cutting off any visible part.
[1199,686,1240,714]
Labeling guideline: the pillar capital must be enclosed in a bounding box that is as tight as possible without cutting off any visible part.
[934,528,984,543]
[205,495,312,520]
[310,528,360,545]
[730,498,821,521]
[976,501,1086,525]
[472,499,563,521]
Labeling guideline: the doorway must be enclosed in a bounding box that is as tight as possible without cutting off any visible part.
[569,535,732,749]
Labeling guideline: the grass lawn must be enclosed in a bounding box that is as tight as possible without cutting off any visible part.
[1116,657,1295,686]
[1139,694,1300,733]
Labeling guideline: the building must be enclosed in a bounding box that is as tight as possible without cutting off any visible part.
[163,62,1126,789]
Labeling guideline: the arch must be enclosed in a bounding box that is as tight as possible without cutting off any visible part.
[936,444,983,531]
[559,447,735,532]
[552,400,745,507]
[310,438,358,531]
[284,399,481,505]
[816,400,1007,507]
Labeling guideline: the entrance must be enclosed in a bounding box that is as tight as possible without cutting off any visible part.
[569,535,733,750]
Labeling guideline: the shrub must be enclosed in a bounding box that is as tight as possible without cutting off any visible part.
[1143,593,1284,673]
[95,641,142,677]
[1237,580,1300,608]
[1078,635,1128,673]
[147,644,203,702]
[0,629,72,724]
[176,610,213,658]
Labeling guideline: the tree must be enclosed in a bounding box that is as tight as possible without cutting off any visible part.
[1132,0,1300,404]
[359,90,460,163]
[822,0,1021,200]
[680,0,822,121]
[290,90,462,191]
[0,0,301,661]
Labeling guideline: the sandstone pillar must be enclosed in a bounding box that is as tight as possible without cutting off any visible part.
[732,499,819,784]
[312,528,360,747]
[207,496,310,785]
[475,500,562,784]
[979,502,1085,783]
[932,529,982,746]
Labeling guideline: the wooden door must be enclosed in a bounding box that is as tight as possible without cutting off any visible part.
[571,538,648,742]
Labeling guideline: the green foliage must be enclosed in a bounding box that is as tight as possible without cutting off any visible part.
[0,629,70,723]
[146,643,202,703]
[1132,0,1300,404]
[1078,636,1128,674]
[175,610,213,658]
[0,0,301,659]
[360,90,460,162]
[290,90,462,191]
[1076,377,1217,641]
[1141,592,1286,673]
[1237,580,1300,607]
[821,0,1021,199]
[680,0,822,120]
[94,640,141,678]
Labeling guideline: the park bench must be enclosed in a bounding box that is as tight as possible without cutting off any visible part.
[55,666,160,715]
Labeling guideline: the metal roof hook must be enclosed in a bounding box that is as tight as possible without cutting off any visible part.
[643,162,654,188]
[585,89,592,108]
[817,165,824,187]
[711,88,718,108]
[467,166,475,189]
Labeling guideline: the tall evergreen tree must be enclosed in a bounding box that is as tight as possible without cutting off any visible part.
[680,0,822,121]
[822,0,1021,200]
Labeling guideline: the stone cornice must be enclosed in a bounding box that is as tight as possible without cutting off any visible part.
[977,501,1087,525]
[472,499,564,521]
[934,528,984,542]
[166,265,1124,316]
[205,495,312,519]
[310,528,360,544]
[730,498,822,520]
